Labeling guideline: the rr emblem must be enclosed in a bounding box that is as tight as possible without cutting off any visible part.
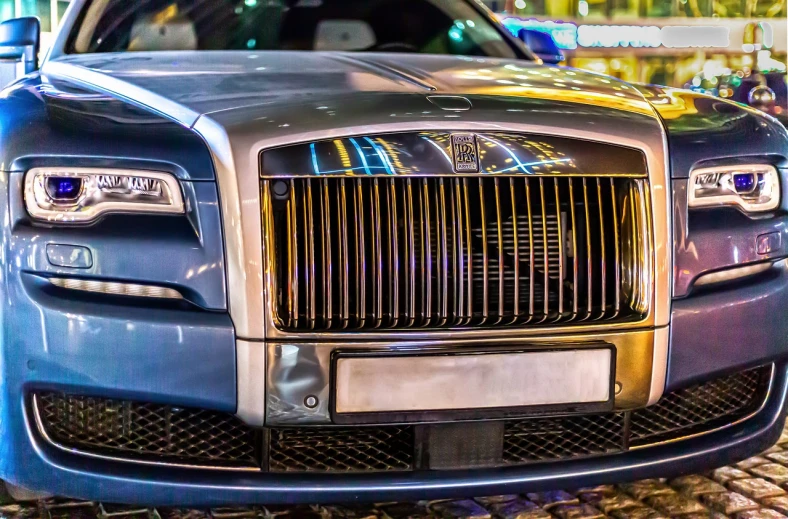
[451,133,480,173]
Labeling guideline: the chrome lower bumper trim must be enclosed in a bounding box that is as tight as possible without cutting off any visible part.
[237,339,267,426]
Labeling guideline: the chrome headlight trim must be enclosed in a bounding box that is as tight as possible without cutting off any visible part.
[24,167,185,223]
[688,164,780,213]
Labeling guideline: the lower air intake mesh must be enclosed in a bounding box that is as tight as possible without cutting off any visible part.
[628,365,767,446]
[34,393,260,468]
[502,413,626,464]
[267,426,414,473]
[32,366,770,472]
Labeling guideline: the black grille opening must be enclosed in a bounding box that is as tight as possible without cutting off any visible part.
[268,176,649,332]
[503,413,625,465]
[34,393,260,468]
[628,365,769,446]
[31,366,770,472]
[268,426,414,473]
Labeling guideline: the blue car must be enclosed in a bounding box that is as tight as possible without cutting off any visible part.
[0,0,786,507]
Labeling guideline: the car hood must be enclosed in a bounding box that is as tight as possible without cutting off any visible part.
[45,50,655,125]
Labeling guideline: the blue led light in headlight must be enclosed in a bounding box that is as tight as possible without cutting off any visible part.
[45,177,83,201]
[733,173,757,194]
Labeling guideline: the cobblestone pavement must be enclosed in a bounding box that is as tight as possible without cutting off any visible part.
[5,429,788,519]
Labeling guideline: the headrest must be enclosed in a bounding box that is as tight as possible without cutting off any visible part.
[314,20,376,51]
[128,15,198,51]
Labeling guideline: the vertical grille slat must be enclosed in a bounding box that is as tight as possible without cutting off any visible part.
[451,179,462,325]
[406,179,416,326]
[538,178,549,322]
[422,180,432,324]
[553,179,564,319]
[582,178,593,321]
[389,179,400,327]
[525,177,536,321]
[355,180,366,328]
[510,178,520,319]
[287,180,298,328]
[321,180,333,329]
[479,179,490,324]
[463,179,473,324]
[597,178,607,320]
[494,178,505,321]
[372,179,383,328]
[611,178,621,317]
[438,179,449,325]
[306,179,316,328]
[270,176,649,331]
[568,178,579,320]
[339,179,349,327]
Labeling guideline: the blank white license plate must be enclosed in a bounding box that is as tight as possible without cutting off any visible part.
[335,349,613,414]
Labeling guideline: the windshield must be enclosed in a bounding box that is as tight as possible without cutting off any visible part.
[67,0,519,59]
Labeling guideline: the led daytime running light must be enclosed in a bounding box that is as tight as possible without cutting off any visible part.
[50,278,183,300]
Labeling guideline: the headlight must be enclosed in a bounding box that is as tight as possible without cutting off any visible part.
[25,168,185,223]
[688,164,780,213]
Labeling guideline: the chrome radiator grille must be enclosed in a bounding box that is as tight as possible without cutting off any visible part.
[266,176,650,332]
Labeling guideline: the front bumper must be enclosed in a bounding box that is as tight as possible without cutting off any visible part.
[1,263,788,505]
[8,364,788,506]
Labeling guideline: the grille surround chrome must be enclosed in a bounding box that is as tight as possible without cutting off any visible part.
[249,126,670,347]
[261,132,656,335]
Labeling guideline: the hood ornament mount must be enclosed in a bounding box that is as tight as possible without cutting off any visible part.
[427,95,473,112]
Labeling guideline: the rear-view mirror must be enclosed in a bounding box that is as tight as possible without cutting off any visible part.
[0,17,41,74]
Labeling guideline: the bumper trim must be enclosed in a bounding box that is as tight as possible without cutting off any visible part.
[237,339,266,427]
[648,326,669,405]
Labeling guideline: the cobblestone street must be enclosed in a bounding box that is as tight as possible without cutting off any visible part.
[1,427,788,519]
